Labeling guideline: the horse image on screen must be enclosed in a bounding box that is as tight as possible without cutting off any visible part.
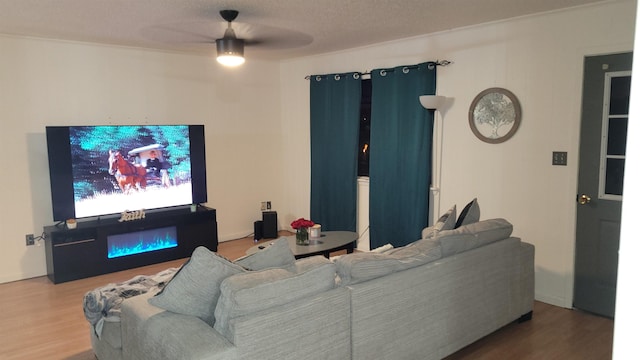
[70,125,194,218]
[108,150,147,193]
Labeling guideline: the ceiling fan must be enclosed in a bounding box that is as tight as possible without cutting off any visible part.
[141,9,312,64]
[215,10,245,66]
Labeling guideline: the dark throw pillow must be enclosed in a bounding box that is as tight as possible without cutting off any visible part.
[455,198,480,228]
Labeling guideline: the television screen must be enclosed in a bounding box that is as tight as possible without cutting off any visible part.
[46,125,207,222]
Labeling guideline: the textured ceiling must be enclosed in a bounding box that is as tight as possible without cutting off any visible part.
[0,0,609,60]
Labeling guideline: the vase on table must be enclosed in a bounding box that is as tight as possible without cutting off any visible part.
[296,227,309,245]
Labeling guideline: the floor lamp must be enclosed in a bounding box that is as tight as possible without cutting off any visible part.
[419,95,446,225]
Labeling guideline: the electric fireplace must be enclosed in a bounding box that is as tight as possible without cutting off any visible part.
[107,226,178,259]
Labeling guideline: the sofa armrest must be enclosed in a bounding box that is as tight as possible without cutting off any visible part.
[121,292,236,360]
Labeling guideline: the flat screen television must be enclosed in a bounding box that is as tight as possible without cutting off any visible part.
[46,125,207,222]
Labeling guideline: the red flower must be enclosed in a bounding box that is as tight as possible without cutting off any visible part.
[291,218,315,229]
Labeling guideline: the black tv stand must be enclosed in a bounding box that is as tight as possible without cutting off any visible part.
[44,206,218,284]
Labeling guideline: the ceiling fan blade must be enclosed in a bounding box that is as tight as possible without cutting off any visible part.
[141,23,217,44]
[231,23,312,49]
[141,12,313,52]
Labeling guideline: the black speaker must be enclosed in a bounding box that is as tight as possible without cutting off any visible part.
[253,220,263,241]
[262,211,278,239]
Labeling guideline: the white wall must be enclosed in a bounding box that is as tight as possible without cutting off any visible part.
[0,36,285,283]
[279,0,637,308]
[613,2,640,357]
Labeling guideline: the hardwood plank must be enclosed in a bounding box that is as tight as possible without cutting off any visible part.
[0,233,613,360]
[444,302,613,360]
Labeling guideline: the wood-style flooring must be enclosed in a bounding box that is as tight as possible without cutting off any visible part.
[0,233,613,360]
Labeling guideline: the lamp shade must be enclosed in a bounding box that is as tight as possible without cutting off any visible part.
[419,95,446,110]
[216,38,245,66]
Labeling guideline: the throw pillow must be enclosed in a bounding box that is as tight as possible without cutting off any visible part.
[436,205,457,231]
[148,246,245,326]
[455,198,480,228]
[422,205,456,239]
[423,205,457,238]
[234,237,296,271]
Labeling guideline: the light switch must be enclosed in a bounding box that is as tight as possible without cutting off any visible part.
[552,151,567,166]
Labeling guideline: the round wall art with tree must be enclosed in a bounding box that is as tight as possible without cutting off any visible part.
[468,87,521,144]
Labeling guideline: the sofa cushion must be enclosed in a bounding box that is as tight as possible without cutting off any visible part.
[148,246,245,326]
[436,218,513,257]
[455,198,480,228]
[233,237,296,271]
[335,238,442,285]
[422,205,456,239]
[213,256,337,342]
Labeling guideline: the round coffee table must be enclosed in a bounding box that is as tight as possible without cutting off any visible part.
[246,231,358,259]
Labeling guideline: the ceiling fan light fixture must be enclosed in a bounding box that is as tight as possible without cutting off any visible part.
[216,38,245,66]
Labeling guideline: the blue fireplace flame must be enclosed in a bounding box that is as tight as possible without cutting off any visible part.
[107,226,178,259]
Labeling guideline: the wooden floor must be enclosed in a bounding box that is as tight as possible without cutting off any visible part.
[0,234,613,360]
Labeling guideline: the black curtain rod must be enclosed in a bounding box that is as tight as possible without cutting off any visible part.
[305,60,452,80]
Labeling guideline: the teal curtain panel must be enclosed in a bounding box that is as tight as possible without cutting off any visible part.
[309,72,362,232]
[369,62,437,248]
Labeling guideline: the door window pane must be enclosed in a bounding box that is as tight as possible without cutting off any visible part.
[607,117,628,156]
[609,76,631,115]
[605,158,625,196]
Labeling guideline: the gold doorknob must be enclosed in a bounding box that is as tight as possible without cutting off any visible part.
[578,194,591,205]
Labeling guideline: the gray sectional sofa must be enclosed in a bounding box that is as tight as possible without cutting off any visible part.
[86,214,534,360]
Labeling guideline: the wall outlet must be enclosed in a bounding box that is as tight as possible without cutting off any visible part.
[261,201,272,211]
[26,234,35,246]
